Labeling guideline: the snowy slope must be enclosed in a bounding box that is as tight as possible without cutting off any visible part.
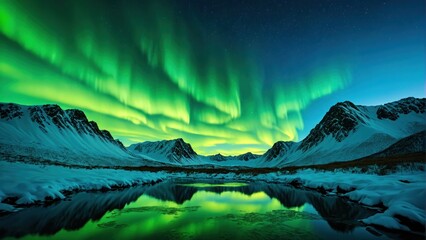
[0,161,168,211]
[262,97,426,167]
[0,103,149,166]
[371,130,426,157]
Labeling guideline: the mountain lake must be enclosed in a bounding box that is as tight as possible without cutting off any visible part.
[0,179,419,240]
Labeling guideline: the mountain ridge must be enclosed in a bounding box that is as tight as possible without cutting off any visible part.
[1,97,425,167]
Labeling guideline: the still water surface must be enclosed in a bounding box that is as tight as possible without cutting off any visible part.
[0,179,391,239]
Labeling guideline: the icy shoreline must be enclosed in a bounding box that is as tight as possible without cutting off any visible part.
[0,161,169,212]
[195,169,426,233]
[1,161,425,235]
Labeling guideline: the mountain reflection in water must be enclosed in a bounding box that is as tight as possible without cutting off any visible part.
[0,179,381,239]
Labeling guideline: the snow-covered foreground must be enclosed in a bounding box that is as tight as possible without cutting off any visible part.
[1,161,425,234]
[0,161,170,212]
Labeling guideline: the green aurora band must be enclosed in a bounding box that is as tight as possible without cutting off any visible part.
[0,0,351,155]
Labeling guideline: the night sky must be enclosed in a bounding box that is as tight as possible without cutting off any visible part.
[0,0,424,154]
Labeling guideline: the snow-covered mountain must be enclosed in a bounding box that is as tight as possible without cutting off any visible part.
[127,138,198,164]
[127,138,263,166]
[235,152,261,161]
[1,97,424,168]
[208,153,227,162]
[263,97,426,166]
[0,103,146,166]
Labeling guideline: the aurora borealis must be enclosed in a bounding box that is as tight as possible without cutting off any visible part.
[0,0,424,154]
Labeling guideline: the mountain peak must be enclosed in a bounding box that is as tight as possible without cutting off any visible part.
[236,152,260,161]
[298,101,368,152]
[336,100,357,108]
[128,138,197,163]
[210,153,226,161]
[170,138,197,159]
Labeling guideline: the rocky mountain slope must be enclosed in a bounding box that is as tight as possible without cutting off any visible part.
[262,141,296,162]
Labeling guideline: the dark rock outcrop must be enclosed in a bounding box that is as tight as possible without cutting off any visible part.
[376,97,425,121]
[0,103,23,120]
[263,141,295,161]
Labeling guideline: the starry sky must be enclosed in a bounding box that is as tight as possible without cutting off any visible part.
[0,0,424,155]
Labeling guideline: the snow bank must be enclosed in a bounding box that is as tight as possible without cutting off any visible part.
[0,161,170,211]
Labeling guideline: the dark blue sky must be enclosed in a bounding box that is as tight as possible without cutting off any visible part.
[178,0,425,137]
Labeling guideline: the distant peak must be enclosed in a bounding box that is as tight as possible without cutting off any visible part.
[336,100,356,106]
[332,100,359,112]
[128,137,197,162]
[209,153,227,162]
[236,152,259,161]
